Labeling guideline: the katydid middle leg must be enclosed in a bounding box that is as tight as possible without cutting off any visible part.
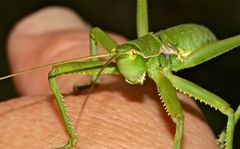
[136,0,148,37]
[48,61,118,148]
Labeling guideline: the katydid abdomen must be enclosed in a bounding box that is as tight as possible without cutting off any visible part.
[156,24,217,57]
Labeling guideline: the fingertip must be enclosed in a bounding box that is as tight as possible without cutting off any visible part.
[7,7,91,95]
[10,6,90,37]
[8,6,91,70]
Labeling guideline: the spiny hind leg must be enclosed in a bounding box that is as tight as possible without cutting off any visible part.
[168,74,235,149]
[218,104,240,148]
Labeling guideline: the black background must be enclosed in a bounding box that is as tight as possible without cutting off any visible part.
[0,0,239,148]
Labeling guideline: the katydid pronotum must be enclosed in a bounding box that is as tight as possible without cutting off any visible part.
[1,0,240,149]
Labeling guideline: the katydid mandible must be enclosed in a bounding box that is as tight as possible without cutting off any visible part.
[1,0,240,148]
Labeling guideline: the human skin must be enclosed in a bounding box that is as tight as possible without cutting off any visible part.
[0,7,218,149]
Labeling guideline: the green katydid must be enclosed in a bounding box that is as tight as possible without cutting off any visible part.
[1,0,240,148]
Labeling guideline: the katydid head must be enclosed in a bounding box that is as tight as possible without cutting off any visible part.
[115,44,146,85]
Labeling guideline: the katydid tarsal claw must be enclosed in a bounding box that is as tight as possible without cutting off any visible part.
[1,0,240,148]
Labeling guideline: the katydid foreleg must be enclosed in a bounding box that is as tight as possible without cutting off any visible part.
[74,27,118,90]
[48,60,118,148]
[147,58,184,149]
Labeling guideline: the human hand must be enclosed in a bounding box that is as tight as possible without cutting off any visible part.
[0,7,218,148]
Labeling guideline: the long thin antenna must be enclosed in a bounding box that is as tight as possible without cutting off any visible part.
[0,53,113,81]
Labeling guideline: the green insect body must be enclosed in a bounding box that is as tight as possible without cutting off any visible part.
[1,0,240,148]
[156,24,217,57]
[48,22,240,148]
[116,24,217,85]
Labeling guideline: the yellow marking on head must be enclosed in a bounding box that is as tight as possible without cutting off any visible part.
[111,48,116,52]
[128,49,138,60]
[128,49,138,55]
